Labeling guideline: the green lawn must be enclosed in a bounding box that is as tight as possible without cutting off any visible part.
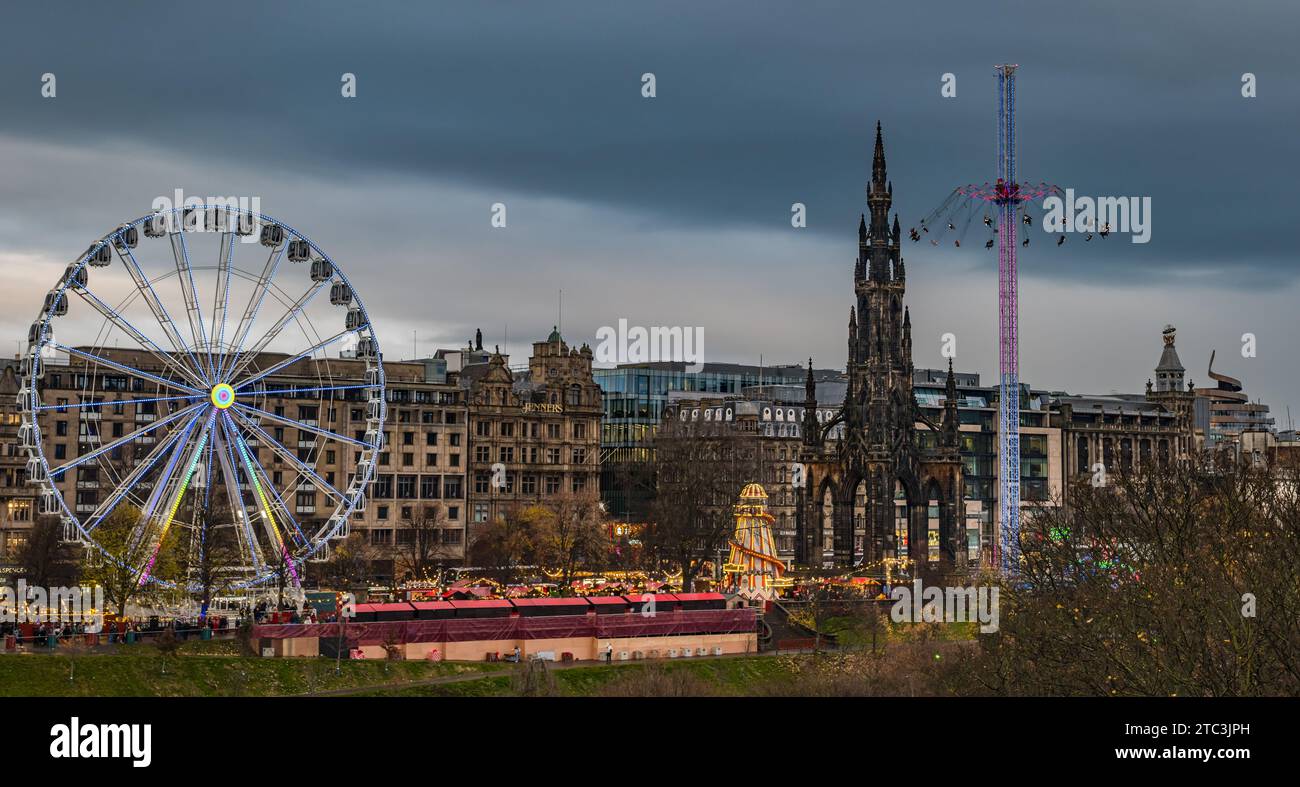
[0,640,503,697]
[364,654,806,697]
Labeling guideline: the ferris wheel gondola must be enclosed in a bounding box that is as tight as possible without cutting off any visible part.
[18,206,385,590]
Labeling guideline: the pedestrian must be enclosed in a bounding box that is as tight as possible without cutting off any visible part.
[605,642,612,664]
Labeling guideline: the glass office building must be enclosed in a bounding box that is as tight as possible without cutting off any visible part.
[595,362,827,518]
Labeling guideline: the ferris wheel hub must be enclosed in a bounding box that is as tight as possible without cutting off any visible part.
[210,383,235,410]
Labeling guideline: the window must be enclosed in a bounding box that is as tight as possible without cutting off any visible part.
[425,453,437,466]
[499,446,514,463]
[547,423,561,439]
[473,503,489,523]
[443,477,462,499]
[546,448,561,464]
[396,475,417,499]
[474,446,491,463]
[420,475,440,499]
[474,473,491,494]
[521,475,537,495]
[377,505,390,521]
[426,432,438,446]
[475,421,491,437]
[500,422,514,437]
[572,447,587,465]
[545,475,561,495]
[573,422,586,439]
[449,434,461,447]
[403,432,414,445]
[447,505,459,520]
[370,528,392,545]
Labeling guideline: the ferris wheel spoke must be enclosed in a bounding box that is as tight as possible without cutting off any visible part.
[135,409,218,586]
[209,231,236,380]
[35,392,202,412]
[83,413,199,533]
[220,411,308,548]
[49,400,207,479]
[56,344,204,395]
[232,328,352,392]
[122,410,204,557]
[226,407,349,502]
[71,286,209,389]
[224,281,328,382]
[115,243,209,383]
[252,383,371,398]
[168,232,214,383]
[222,411,300,587]
[220,242,287,382]
[214,417,267,572]
[231,401,369,449]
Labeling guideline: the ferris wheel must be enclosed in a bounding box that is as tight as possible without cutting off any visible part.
[17,205,386,590]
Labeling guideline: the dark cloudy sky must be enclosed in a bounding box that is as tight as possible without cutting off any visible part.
[1,1,1297,423]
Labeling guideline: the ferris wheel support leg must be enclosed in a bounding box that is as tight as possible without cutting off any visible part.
[224,412,300,589]
[135,410,218,587]
[214,416,266,573]
[123,412,203,558]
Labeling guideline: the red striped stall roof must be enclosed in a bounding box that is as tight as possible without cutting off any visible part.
[411,601,456,611]
[585,596,630,605]
[670,593,726,602]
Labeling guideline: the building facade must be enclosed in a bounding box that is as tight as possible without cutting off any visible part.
[461,329,603,543]
[17,347,469,584]
[595,361,838,519]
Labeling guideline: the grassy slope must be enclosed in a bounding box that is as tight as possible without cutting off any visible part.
[0,640,503,697]
[364,654,805,697]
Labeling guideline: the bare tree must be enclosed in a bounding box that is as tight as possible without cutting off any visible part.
[466,504,549,583]
[183,497,241,618]
[16,515,79,588]
[393,504,457,583]
[81,503,181,617]
[312,531,374,591]
[968,456,1300,697]
[534,491,610,587]
[644,417,764,591]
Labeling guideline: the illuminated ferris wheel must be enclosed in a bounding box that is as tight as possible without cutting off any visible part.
[16,205,385,590]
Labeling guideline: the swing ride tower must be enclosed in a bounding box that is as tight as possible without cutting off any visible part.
[995,64,1021,575]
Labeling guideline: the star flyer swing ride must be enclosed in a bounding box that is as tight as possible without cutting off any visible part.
[18,205,385,591]
[909,65,1110,574]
